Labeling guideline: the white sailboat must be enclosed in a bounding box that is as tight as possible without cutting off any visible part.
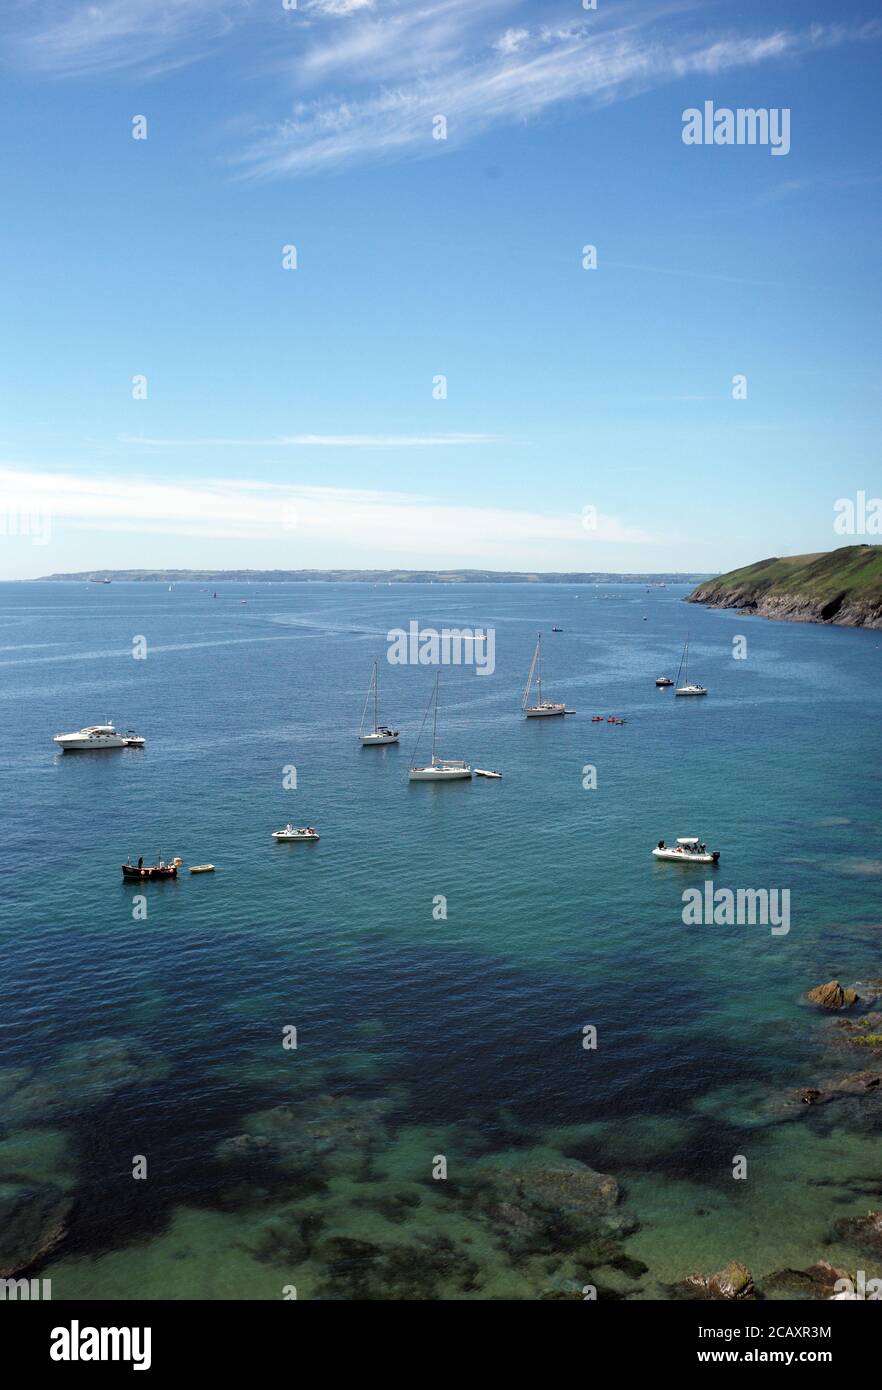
[674,635,707,697]
[359,660,399,745]
[522,633,567,717]
[409,673,472,781]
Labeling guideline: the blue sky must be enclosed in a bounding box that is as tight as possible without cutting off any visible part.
[1,0,880,578]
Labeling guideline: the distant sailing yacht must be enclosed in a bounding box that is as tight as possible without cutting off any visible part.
[674,634,707,696]
[522,633,567,717]
[409,673,472,780]
[359,660,399,745]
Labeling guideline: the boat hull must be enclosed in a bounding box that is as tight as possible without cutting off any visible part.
[56,735,129,750]
[272,832,320,842]
[359,732,399,745]
[121,865,177,880]
[652,849,719,864]
[409,766,472,781]
[523,705,567,718]
[675,686,707,697]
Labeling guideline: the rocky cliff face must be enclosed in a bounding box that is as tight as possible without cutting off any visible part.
[688,588,882,628]
[686,546,882,629]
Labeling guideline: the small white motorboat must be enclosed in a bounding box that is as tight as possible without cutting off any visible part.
[474,768,502,779]
[655,676,674,688]
[54,721,145,751]
[189,864,216,874]
[652,837,719,864]
[272,825,320,842]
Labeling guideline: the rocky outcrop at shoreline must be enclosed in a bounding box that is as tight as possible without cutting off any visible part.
[686,544,882,629]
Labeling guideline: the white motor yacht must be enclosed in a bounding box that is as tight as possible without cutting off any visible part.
[53,722,145,751]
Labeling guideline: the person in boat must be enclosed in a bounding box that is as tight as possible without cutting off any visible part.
[658,840,665,850]
[138,856,143,869]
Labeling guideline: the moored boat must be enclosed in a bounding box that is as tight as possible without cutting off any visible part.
[674,635,707,696]
[54,721,145,751]
[409,673,472,781]
[522,633,568,717]
[272,825,320,842]
[121,856,181,880]
[359,660,399,745]
[652,837,719,864]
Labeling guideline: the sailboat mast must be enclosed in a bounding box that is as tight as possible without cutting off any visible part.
[373,660,379,733]
[522,638,540,709]
[675,634,688,687]
[431,673,439,764]
[536,633,542,704]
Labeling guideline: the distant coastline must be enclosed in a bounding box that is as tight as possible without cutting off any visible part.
[34,568,710,586]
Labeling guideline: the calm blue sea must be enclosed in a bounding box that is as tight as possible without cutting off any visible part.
[1,580,880,1298]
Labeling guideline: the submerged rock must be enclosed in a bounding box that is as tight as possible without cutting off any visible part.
[834,1015,882,1055]
[832,1210,882,1252]
[673,1261,754,1300]
[464,1153,632,1268]
[785,1071,882,1110]
[0,1184,72,1277]
[763,1260,851,1300]
[216,1134,273,1161]
[314,1233,482,1300]
[0,1040,169,1125]
[805,981,858,1010]
[513,1164,620,1215]
[220,1094,392,1178]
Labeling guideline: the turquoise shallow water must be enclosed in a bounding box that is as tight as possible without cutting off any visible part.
[1,580,881,1299]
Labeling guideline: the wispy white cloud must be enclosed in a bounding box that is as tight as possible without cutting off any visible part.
[495,28,529,56]
[5,1,880,178]
[117,432,504,447]
[0,464,654,555]
[235,13,881,179]
[304,0,376,15]
[3,0,252,78]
